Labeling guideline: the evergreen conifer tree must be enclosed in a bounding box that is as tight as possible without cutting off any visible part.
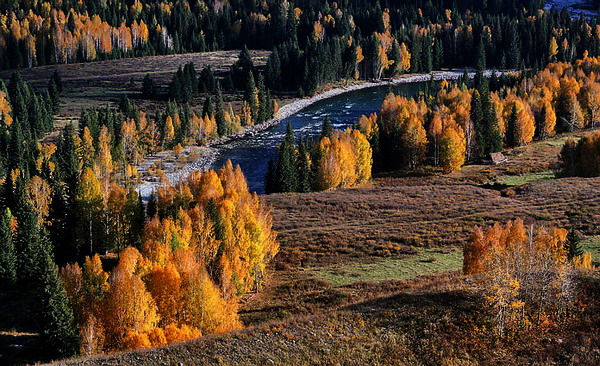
[321,115,333,139]
[276,123,298,192]
[482,91,503,153]
[257,74,269,124]
[244,71,258,122]
[423,36,433,73]
[232,46,255,88]
[51,70,63,92]
[214,82,228,136]
[411,33,422,73]
[565,229,584,260]
[169,71,183,102]
[264,157,277,194]
[198,66,216,93]
[476,37,487,72]
[507,22,521,69]
[265,49,282,90]
[37,238,80,358]
[0,208,16,285]
[472,91,485,158]
[146,193,157,219]
[17,202,45,281]
[202,95,214,117]
[141,73,157,99]
[297,138,312,193]
[48,78,60,114]
[506,104,519,147]
[7,121,24,173]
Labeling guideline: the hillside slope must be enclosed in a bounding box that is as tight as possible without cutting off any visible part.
[54,272,600,366]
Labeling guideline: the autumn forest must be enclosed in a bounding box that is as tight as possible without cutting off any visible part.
[0,0,599,364]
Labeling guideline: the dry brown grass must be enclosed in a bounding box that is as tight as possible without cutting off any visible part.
[0,50,270,118]
[267,177,600,266]
[56,272,600,366]
[241,132,600,328]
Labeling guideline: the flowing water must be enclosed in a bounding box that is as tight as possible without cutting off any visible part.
[211,81,428,194]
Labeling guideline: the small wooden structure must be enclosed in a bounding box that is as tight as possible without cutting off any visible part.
[485,152,508,165]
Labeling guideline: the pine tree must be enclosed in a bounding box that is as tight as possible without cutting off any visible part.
[125,192,145,249]
[48,78,60,114]
[506,22,521,69]
[214,82,228,136]
[265,49,282,90]
[141,73,157,99]
[55,124,80,196]
[169,69,183,102]
[506,104,519,147]
[460,68,470,88]
[257,74,269,124]
[198,66,216,93]
[7,121,24,173]
[244,71,258,122]
[264,157,277,194]
[321,115,333,139]
[565,229,584,260]
[177,63,197,102]
[202,95,214,117]
[232,46,255,88]
[422,36,433,73]
[471,90,486,159]
[16,201,44,282]
[433,38,444,70]
[146,193,157,219]
[296,138,312,193]
[411,33,422,73]
[0,208,16,285]
[482,91,503,153]
[37,239,80,358]
[276,123,298,192]
[476,36,486,72]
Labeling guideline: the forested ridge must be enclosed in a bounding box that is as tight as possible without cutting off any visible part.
[2,0,600,95]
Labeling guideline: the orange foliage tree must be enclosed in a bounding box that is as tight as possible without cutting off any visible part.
[315,128,372,190]
[463,219,592,336]
[60,162,278,354]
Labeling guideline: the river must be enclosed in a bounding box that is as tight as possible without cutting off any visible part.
[211,81,428,194]
[545,0,598,17]
[216,1,598,195]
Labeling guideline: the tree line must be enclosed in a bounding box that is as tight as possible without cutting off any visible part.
[141,48,277,131]
[3,0,600,102]
[558,130,600,177]
[360,56,600,174]
[265,118,372,194]
[463,219,592,336]
[266,56,600,194]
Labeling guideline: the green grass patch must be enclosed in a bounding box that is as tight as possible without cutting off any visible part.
[308,248,463,287]
[497,170,554,186]
[543,136,572,147]
[581,236,600,267]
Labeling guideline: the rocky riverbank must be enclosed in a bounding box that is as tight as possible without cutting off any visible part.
[136,70,497,199]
